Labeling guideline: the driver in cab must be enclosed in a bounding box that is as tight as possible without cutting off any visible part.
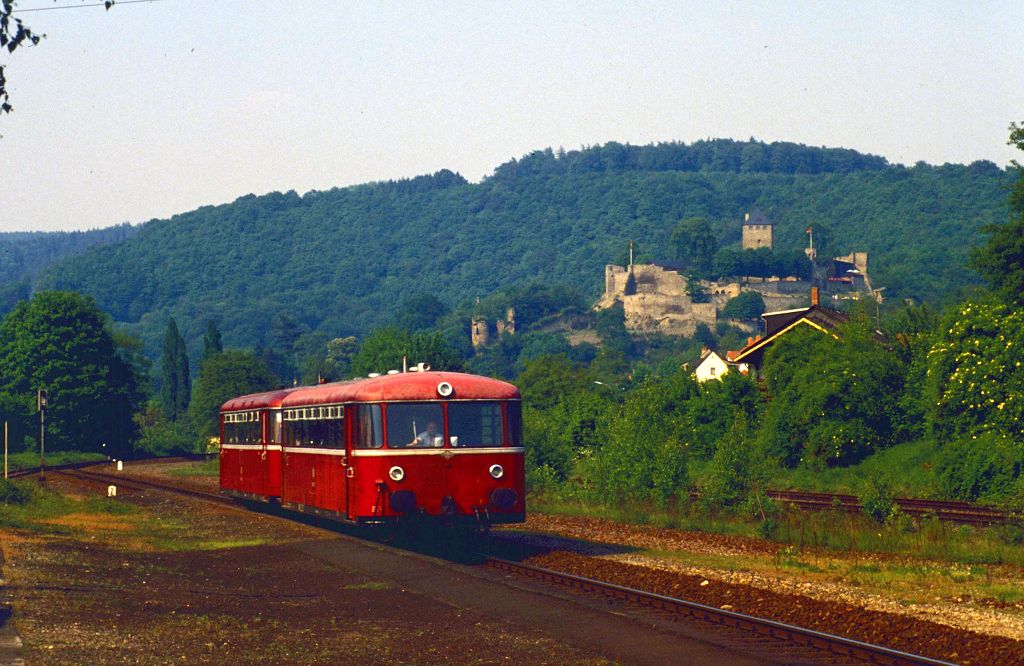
[410,421,443,447]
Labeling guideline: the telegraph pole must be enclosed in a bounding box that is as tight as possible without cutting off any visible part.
[38,388,47,483]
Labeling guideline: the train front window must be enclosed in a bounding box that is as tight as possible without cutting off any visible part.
[447,402,503,448]
[386,403,444,448]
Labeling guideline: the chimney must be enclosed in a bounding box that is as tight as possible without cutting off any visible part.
[811,287,819,306]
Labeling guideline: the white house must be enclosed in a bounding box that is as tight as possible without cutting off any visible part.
[693,349,731,383]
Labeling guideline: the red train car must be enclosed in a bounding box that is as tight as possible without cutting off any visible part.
[219,371,524,529]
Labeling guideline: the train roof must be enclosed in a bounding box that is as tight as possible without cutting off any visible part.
[220,387,303,412]
[220,371,519,413]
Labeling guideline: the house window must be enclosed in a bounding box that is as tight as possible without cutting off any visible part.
[709,367,716,377]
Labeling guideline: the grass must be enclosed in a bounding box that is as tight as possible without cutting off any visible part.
[0,478,137,533]
[343,581,393,591]
[3,450,107,474]
[763,439,942,498]
[165,458,220,478]
[529,488,1024,568]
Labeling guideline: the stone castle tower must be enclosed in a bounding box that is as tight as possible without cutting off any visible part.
[741,210,773,250]
[471,317,489,348]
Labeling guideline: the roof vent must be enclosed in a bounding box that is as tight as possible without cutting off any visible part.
[368,373,381,378]
[387,370,400,375]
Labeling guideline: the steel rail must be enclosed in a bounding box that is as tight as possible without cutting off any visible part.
[766,490,1015,526]
[484,556,957,666]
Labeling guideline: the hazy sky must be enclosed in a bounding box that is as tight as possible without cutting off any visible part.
[2,1,1022,232]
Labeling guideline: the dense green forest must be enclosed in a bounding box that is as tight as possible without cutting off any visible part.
[0,224,139,312]
[16,139,1012,361]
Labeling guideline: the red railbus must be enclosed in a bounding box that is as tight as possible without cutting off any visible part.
[219,371,525,529]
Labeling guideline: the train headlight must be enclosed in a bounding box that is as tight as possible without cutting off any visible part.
[389,466,405,482]
[437,381,454,397]
[489,464,504,479]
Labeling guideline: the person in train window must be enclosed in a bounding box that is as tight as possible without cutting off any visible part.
[410,421,442,448]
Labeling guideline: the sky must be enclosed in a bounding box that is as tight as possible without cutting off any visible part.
[1,1,1022,232]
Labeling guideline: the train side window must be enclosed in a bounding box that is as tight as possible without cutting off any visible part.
[269,411,282,444]
[355,405,383,449]
[447,402,503,448]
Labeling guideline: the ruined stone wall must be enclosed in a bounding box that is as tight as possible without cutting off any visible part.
[597,263,717,335]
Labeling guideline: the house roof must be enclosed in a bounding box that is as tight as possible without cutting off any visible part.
[730,304,848,367]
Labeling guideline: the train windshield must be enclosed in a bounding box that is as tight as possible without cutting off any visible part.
[447,402,504,448]
[386,403,444,448]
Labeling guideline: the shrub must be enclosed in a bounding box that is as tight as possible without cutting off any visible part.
[0,479,33,505]
[859,476,895,523]
[935,432,1024,503]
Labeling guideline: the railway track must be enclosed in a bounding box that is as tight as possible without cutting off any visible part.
[49,464,961,666]
[484,556,955,666]
[767,489,1016,526]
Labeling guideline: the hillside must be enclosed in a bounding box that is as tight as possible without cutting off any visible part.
[0,224,140,312]
[32,139,1012,358]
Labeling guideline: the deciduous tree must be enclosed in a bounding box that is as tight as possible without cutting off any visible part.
[0,291,143,454]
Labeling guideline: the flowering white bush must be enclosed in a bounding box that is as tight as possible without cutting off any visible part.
[927,299,1024,443]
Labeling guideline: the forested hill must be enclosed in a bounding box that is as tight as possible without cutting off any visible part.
[32,139,1012,357]
[0,223,139,311]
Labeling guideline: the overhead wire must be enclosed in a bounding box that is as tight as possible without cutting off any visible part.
[13,0,163,13]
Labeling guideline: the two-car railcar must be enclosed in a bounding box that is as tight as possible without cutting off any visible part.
[219,371,524,529]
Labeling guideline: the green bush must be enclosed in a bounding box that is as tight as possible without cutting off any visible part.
[936,432,1024,503]
[0,478,33,505]
[858,476,896,523]
[590,375,691,506]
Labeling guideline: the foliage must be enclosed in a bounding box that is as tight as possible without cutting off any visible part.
[594,303,633,356]
[187,350,276,443]
[712,247,812,280]
[721,291,766,319]
[0,0,43,114]
[670,217,716,275]
[0,291,144,455]
[935,432,1024,503]
[758,320,906,467]
[202,320,223,360]
[684,372,760,459]
[701,411,771,510]
[0,224,138,285]
[925,298,1024,443]
[0,478,32,504]
[160,318,190,421]
[350,327,462,377]
[858,475,896,523]
[133,401,196,456]
[30,142,1011,361]
[971,122,1024,307]
[395,294,449,332]
[591,372,692,505]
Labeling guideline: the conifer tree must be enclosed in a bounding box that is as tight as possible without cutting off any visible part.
[202,320,223,361]
[160,318,190,421]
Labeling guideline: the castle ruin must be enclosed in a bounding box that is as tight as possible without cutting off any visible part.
[595,263,717,336]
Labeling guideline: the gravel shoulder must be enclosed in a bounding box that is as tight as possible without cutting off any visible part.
[2,475,610,665]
